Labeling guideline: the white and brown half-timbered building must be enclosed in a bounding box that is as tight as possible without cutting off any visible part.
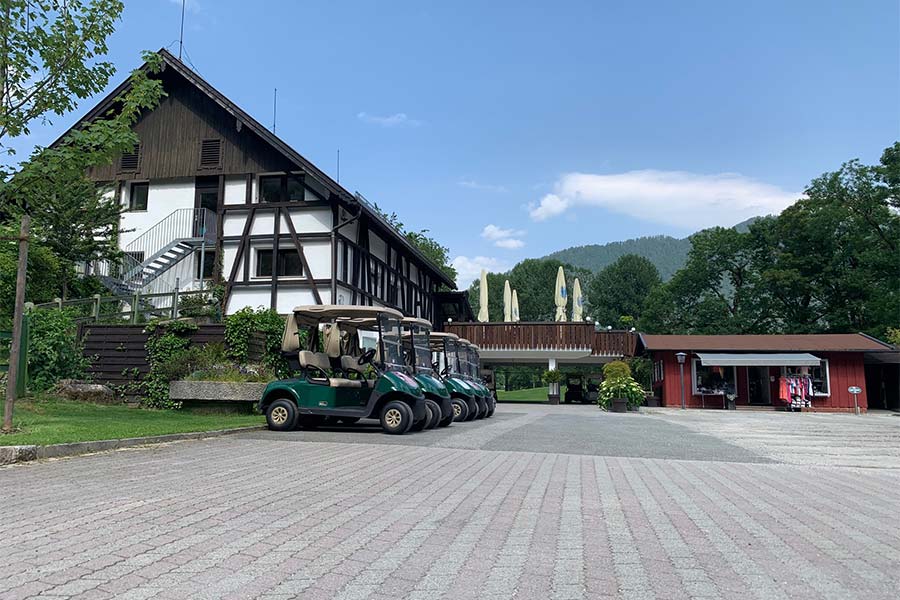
[66,49,456,319]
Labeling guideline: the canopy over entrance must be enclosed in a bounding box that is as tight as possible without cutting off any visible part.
[696,352,821,367]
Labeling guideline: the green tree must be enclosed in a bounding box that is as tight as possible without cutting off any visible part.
[0,224,60,320]
[371,204,457,287]
[587,254,661,328]
[469,258,591,322]
[641,226,771,334]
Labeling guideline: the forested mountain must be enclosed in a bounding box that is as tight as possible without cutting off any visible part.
[543,217,764,280]
[544,235,691,281]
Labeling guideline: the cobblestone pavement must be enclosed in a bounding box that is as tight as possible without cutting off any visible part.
[2,406,899,599]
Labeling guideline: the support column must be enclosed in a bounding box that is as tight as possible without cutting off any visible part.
[548,357,557,371]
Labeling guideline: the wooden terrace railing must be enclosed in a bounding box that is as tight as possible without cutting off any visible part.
[445,322,638,357]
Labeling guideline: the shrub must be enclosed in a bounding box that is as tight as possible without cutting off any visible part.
[143,320,198,408]
[541,369,564,384]
[27,308,88,391]
[598,377,645,410]
[224,307,286,375]
[602,360,631,381]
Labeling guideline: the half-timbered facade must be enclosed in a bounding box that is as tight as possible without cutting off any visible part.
[69,49,454,317]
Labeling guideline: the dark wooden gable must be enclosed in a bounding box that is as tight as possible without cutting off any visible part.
[88,68,295,181]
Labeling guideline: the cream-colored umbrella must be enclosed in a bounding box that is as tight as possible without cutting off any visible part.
[572,278,584,322]
[477,269,489,322]
[511,290,520,322]
[503,280,512,322]
[554,266,567,322]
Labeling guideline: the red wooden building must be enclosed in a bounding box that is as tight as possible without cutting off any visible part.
[638,334,897,412]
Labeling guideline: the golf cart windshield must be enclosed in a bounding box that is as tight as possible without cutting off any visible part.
[467,348,479,378]
[378,313,404,369]
[445,339,461,375]
[410,325,433,371]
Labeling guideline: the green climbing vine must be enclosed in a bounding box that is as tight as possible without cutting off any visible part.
[143,320,199,409]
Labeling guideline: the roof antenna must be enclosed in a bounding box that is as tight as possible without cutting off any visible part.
[178,0,186,59]
[272,87,277,132]
[337,149,340,183]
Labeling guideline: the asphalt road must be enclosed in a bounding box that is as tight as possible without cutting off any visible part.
[2,405,898,599]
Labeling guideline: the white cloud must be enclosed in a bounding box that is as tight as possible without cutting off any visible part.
[357,112,422,127]
[451,256,511,288]
[481,224,526,249]
[529,170,800,229]
[458,180,508,193]
[494,238,525,249]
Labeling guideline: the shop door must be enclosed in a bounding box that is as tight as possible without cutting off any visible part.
[748,366,771,405]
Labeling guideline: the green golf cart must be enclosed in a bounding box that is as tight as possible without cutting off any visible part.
[402,317,454,428]
[458,340,494,418]
[259,305,427,434]
[430,332,480,421]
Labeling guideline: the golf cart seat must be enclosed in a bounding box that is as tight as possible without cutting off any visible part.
[340,355,370,382]
[298,351,363,388]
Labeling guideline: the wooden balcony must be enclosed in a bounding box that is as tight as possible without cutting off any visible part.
[445,322,638,358]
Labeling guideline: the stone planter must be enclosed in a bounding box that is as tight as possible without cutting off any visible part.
[169,381,268,404]
[547,382,560,405]
[611,398,628,413]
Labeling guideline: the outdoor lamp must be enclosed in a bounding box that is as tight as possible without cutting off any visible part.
[606,325,612,331]
[676,352,687,410]
[594,321,600,332]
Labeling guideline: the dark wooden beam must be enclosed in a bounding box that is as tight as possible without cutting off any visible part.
[283,208,323,304]
[223,206,257,313]
[270,206,281,309]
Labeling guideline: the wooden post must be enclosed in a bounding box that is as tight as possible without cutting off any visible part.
[172,286,180,319]
[92,294,101,321]
[3,214,30,433]
[132,292,140,324]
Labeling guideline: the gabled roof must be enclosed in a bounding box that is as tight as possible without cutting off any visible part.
[54,48,456,289]
[638,333,895,353]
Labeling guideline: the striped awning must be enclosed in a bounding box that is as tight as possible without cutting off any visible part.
[696,353,821,367]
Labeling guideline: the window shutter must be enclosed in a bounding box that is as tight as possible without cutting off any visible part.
[199,138,222,168]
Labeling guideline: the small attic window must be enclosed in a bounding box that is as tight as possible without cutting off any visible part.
[119,145,141,172]
[199,138,222,168]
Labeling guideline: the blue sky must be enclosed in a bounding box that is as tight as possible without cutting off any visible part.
[11,0,900,287]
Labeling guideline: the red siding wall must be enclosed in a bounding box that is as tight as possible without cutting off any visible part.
[651,350,868,412]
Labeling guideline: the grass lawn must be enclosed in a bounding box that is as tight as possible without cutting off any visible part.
[0,395,263,446]
[497,386,563,402]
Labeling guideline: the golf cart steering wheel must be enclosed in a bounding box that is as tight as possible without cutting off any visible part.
[358,347,376,366]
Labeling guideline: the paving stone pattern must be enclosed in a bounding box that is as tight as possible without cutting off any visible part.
[1,406,899,599]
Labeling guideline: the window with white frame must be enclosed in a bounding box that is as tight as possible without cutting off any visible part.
[782,359,830,395]
[692,359,736,395]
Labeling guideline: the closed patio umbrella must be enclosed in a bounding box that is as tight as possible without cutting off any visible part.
[554,266,567,322]
[512,290,520,322]
[503,280,512,322]
[477,269,489,322]
[572,278,584,321]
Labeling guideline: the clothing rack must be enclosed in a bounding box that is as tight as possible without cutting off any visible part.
[779,374,813,411]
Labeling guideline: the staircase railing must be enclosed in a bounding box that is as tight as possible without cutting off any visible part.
[124,208,217,260]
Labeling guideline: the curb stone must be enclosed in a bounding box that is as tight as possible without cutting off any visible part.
[0,425,263,465]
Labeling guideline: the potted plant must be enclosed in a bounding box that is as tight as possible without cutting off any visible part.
[598,360,646,413]
[542,369,563,404]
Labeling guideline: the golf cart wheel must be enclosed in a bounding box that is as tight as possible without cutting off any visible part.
[450,398,468,422]
[381,400,413,434]
[438,410,454,427]
[486,403,495,418]
[424,399,442,430]
[410,403,431,432]
[266,399,297,431]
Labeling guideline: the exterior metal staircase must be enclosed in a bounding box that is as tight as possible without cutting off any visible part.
[93,208,217,297]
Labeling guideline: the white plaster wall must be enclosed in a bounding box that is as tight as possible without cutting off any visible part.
[227,289,272,313]
[273,289,327,314]
[281,209,332,233]
[222,213,248,237]
[223,176,246,205]
[369,232,387,263]
[119,178,196,249]
[302,241,332,280]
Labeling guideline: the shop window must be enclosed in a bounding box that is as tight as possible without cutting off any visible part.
[782,360,830,395]
[256,249,303,277]
[692,359,736,395]
[128,182,149,211]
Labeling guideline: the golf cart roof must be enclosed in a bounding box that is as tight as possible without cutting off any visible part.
[290,304,403,325]
[469,344,481,351]
[429,332,459,341]
[401,317,433,328]
[458,338,472,346]
[282,305,405,352]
